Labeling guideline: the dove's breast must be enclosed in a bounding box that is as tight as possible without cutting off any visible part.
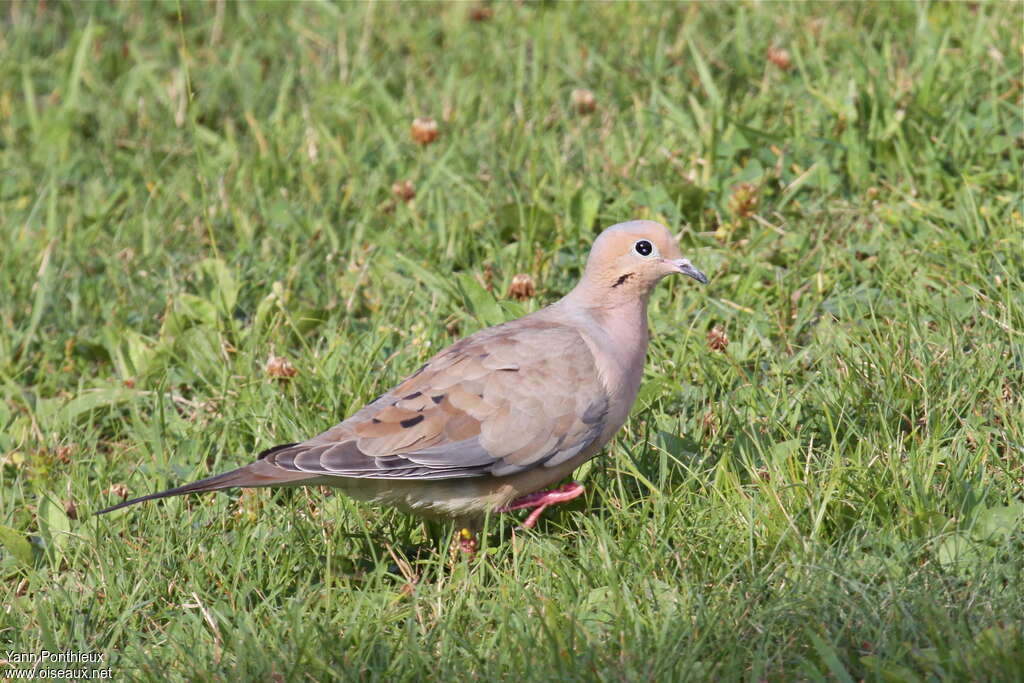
[555,301,650,442]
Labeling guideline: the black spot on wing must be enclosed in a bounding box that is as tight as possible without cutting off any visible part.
[257,442,299,460]
[431,395,444,404]
[400,415,425,428]
[406,363,429,381]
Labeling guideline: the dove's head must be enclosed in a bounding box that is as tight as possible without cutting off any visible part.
[573,220,707,306]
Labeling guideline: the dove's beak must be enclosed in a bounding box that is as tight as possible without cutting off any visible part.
[670,259,709,284]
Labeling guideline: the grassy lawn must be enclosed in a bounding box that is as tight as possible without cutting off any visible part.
[2,1,1022,679]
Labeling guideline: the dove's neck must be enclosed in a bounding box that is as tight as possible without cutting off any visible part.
[560,284,654,346]
[566,295,650,347]
[555,288,651,432]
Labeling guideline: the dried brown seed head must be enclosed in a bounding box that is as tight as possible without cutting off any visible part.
[766,46,792,71]
[701,409,718,435]
[728,182,760,219]
[707,325,729,352]
[55,444,75,464]
[392,180,416,202]
[468,4,493,21]
[570,88,597,115]
[411,117,439,145]
[265,354,298,380]
[507,273,536,301]
[105,483,129,500]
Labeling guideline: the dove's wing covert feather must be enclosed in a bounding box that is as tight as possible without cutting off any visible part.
[261,318,610,480]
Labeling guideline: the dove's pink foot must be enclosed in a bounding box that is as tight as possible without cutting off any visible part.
[498,482,585,528]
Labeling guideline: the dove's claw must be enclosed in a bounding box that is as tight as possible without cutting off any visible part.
[498,482,585,528]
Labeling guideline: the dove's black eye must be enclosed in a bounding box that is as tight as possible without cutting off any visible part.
[634,240,653,256]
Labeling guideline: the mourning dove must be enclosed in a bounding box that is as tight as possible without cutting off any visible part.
[98,220,708,529]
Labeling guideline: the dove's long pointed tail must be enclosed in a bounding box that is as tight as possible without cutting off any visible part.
[96,468,256,514]
[96,448,313,515]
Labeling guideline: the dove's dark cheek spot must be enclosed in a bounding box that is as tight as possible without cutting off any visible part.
[612,273,633,288]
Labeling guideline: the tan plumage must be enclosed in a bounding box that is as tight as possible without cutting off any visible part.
[98,220,708,525]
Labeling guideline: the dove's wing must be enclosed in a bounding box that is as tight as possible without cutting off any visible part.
[263,317,610,480]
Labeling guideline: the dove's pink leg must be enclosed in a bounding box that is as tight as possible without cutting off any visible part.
[497,482,585,528]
